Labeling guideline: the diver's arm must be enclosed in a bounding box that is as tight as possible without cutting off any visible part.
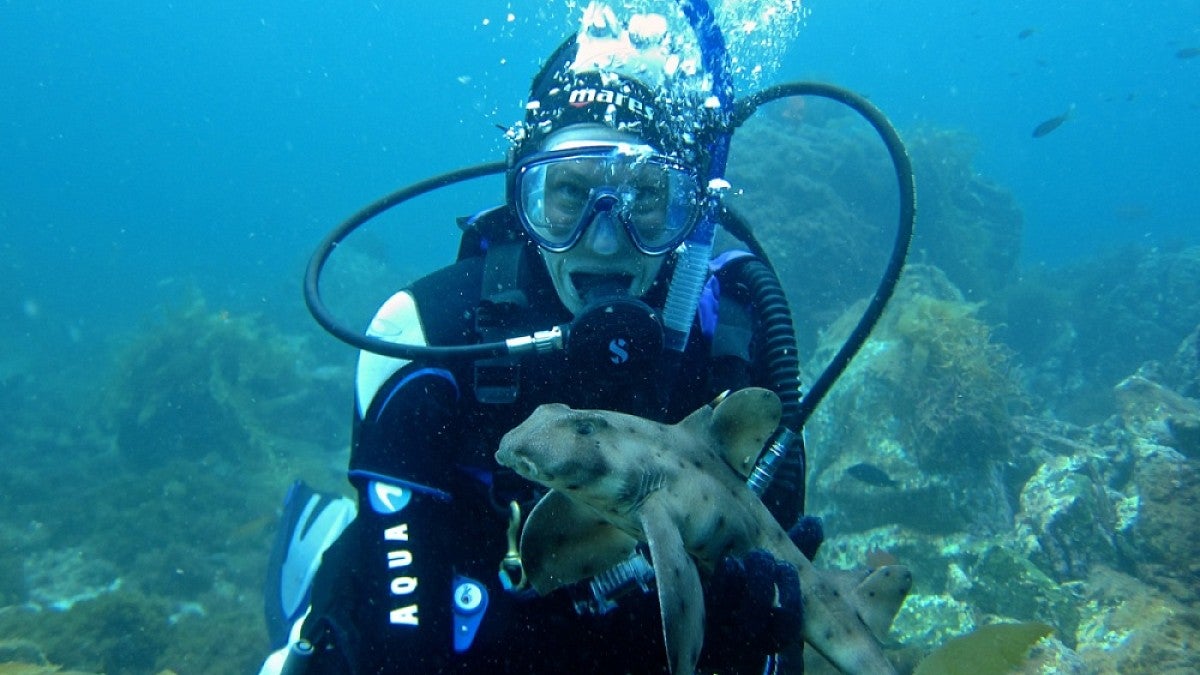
[276,291,465,673]
[345,289,465,670]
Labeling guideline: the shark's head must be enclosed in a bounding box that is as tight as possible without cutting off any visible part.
[496,403,666,512]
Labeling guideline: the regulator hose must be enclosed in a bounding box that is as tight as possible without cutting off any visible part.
[736,256,806,521]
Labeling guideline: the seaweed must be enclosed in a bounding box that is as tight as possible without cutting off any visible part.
[913,622,1053,675]
[825,265,1026,467]
[102,285,344,471]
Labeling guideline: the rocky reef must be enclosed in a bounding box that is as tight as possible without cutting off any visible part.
[0,290,351,674]
[726,99,1200,672]
[803,266,1200,672]
[725,100,1023,353]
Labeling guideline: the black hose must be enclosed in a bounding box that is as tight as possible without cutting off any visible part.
[737,257,806,520]
[731,82,916,430]
[740,260,802,425]
[303,161,511,361]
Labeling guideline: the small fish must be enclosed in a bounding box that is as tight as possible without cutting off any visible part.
[847,462,899,488]
[1032,104,1075,138]
[1176,47,1200,60]
[1017,27,1037,40]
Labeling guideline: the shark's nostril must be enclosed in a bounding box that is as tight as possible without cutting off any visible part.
[517,457,540,479]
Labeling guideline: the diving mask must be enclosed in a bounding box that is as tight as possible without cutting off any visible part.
[512,143,704,256]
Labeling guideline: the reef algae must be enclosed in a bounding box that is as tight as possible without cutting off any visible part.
[912,621,1053,675]
[806,265,1026,535]
[0,292,353,674]
[0,590,170,674]
[21,547,122,612]
[103,287,344,471]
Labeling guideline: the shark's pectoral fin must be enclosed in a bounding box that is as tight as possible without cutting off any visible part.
[853,564,913,639]
[641,501,704,675]
[520,490,638,595]
[709,388,782,477]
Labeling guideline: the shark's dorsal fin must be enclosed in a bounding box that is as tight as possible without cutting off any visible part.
[819,564,914,640]
[709,387,782,478]
[520,491,638,595]
[640,499,704,675]
[853,565,913,639]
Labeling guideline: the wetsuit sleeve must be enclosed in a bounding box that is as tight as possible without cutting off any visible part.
[299,363,465,673]
[299,288,470,673]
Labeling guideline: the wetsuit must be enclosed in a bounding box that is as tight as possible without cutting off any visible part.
[269,210,800,674]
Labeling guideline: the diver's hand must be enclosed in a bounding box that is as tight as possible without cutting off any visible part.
[699,549,803,671]
[789,514,825,561]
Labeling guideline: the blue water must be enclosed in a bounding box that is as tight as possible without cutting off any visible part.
[2,0,1197,351]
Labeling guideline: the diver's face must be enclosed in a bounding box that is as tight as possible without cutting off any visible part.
[539,214,667,315]
[541,159,673,243]
[538,174,668,315]
[533,128,670,315]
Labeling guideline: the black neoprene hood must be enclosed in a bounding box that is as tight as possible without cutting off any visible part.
[510,36,714,173]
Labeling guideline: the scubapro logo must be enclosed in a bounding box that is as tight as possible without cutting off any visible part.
[608,337,630,365]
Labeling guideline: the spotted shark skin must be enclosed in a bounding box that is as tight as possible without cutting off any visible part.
[495,387,907,674]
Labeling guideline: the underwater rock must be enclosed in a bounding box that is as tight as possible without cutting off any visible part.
[903,128,1023,300]
[1074,565,1200,673]
[21,547,121,612]
[1126,442,1200,602]
[995,246,1200,425]
[1115,373,1200,459]
[889,593,975,654]
[806,266,1024,535]
[1163,323,1200,399]
[1014,452,1125,582]
[964,545,1082,643]
[725,105,1021,352]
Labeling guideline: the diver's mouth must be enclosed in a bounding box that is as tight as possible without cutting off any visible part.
[570,272,634,302]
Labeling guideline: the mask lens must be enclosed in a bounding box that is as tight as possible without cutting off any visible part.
[516,147,702,254]
[622,158,701,253]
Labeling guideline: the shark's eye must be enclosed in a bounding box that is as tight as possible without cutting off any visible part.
[575,420,595,436]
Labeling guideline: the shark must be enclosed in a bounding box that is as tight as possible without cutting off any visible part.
[495,387,910,674]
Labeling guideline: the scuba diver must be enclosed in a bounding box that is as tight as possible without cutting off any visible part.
[262,3,917,673]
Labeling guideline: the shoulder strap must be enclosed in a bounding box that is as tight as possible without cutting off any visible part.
[458,207,548,404]
[702,251,758,362]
